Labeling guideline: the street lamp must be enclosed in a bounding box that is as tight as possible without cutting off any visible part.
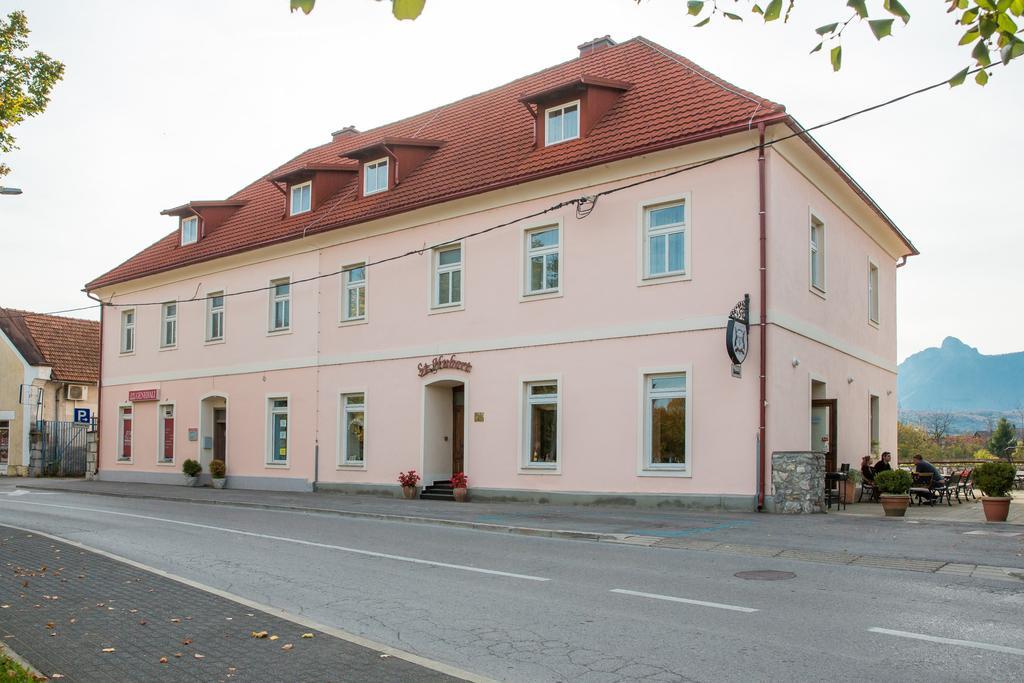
[0,187,23,195]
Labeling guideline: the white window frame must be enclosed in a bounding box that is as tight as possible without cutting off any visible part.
[637,366,693,477]
[206,291,225,343]
[544,100,580,146]
[180,216,199,246]
[290,181,312,216]
[431,243,464,311]
[160,302,177,349]
[341,263,367,324]
[522,223,561,298]
[157,402,175,465]
[638,194,692,285]
[338,391,367,468]
[867,258,880,326]
[117,404,133,463]
[265,395,290,467]
[809,212,827,296]
[268,277,291,333]
[519,377,562,473]
[363,157,389,196]
[120,309,135,354]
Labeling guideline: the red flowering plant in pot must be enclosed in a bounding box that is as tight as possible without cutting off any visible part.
[450,472,469,502]
[397,470,421,500]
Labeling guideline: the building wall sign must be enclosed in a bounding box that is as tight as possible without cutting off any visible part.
[726,294,750,367]
[417,354,472,377]
[128,389,159,402]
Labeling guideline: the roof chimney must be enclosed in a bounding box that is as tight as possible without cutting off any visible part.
[577,35,616,58]
[331,125,360,142]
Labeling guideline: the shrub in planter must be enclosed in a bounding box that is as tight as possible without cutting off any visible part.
[208,459,227,489]
[182,458,202,486]
[451,471,469,503]
[397,470,421,499]
[874,469,912,517]
[973,462,1016,522]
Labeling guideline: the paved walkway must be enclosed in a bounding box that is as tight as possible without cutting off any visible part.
[836,492,1024,524]
[0,525,464,682]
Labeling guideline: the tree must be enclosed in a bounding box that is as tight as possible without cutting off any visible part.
[897,422,936,462]
[922,411,955,446]
[0,11,64,179]
[987,417,1017,459]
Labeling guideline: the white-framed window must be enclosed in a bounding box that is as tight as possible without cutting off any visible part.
[180,216,199,245]
[269,278,290,331]
[523,381,559,468]
[158,404,175,464]
[117,406,133,462]
[290,181,311,216]
[120,309,135,354]
[868,261,880,324]
[206,291,224,341]
[643,373,688,471]
[267,397,289,465]
[160,302,177,348]
[433,245,462,308]
[809,215,826,293]
[363,158,389,196]
[340,393,365,466]
[545,101,580,146]
[524,225,560,295]
[342,264,366,321]
[643,201,687,278]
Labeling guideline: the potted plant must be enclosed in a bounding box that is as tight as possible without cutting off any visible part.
[182,458,202,487]
[875,469,912,517]
[842,469,861,504]
[973,462,1015,522]
[209,459,227,489]
[397,470,421,499]
[451,471,468,503]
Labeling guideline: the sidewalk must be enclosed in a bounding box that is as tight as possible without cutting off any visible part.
[0,525,465,682]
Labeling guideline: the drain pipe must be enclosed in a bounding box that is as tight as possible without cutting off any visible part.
[757,123,768,512]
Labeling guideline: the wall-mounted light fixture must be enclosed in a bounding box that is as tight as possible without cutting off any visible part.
[792,358,800,367]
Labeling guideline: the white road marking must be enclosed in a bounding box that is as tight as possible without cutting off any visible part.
[869,628,1024,656]
[610,588,758,613]
[4,490,54,496]
[963,530,1023,538]
[0,499,550,582]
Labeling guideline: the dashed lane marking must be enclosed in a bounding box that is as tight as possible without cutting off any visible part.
[609,588,759,613]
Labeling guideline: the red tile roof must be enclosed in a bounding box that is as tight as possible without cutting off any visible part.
[86,37,905,290]
[0,309,100,383]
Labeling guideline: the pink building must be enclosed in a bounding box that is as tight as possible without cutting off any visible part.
[86,37,916,509]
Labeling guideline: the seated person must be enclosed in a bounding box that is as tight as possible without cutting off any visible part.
[860,455,875,482]
[873,451,892,474]
[912,454,945,499]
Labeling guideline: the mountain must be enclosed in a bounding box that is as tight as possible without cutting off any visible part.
[898,337,1024,412]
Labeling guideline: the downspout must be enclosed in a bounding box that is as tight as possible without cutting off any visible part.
[757,123,768,512]
[96,303,104,476]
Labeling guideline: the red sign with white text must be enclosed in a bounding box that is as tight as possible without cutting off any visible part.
[128,389,159,402]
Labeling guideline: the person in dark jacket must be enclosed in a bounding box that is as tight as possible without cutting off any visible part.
[873,451,892,474]
[860,455,876,482]
[912,454,945,500]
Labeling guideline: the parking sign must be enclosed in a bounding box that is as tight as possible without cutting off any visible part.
[73,408,91,424]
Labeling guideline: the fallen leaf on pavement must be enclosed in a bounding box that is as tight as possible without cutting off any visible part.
[101,648,115,653]
[194,653,205,659]
[301,633,314,639]
[0,605,7,609]
[174,653,182,658]
[45,622,54,629]
[139,620,147,626]
[269,635,279,641]
[182,638,192,645]
[281,644,293,651]
[50,675,64,679]
[380,654,390,659]
[250,631,268,639]
[159,657,168,664]
[170,618,181,623]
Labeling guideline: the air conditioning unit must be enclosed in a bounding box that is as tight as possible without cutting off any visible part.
[66,384,88,401]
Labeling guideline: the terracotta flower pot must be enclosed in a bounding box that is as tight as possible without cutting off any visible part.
[981,496,1011,522]
[453,487,468,503]
[402,485,417,500]
[842,482,857,504]
[879,493,910,517]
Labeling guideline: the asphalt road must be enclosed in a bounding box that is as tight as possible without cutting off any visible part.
[1,483,1022,682]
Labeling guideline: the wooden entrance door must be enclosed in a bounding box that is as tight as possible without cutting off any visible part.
[0,422,9,465]
[451,386,464,474]
[213,408,227,463]
[811,399,838,472]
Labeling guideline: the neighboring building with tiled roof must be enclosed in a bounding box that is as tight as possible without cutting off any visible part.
[0,309,99,475]
[86,36,915,504]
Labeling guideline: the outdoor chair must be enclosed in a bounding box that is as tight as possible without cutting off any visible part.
[858,477,879,503]
[933,472,956,506]
[825,470,848,511]
[942,471,963,504]
[956,468,976,501]
[909,472,935,506]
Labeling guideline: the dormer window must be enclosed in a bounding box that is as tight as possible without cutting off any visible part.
[545,101,580,146]
[290,181,312,216]
[363,158,389,196]
[180,216,198,245]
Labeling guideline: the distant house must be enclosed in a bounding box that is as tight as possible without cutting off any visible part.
[0,308,100,476]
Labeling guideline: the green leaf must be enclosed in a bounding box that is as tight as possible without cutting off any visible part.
[1001,35,1024,63]
[975,68,989,85]
[290,0,315,14]
[695,17,711,26]
[959,29,980,46]
[948,66,970,86]
[997,12,1018,32]
[961,9,978,25]
[810,42,823,54]
[392,0,426,20]
[815,23,839,35]
[752,4,764,15]
[847,0,869,19]
[869,19,894,39]
[764,0,783,21]
[687,1,705,16]
[723,12,742,21]
[979,14,997,37]
[830,44,842,71]
[883,0,911,23]
[975,0,996,10]
[972,37,992,65]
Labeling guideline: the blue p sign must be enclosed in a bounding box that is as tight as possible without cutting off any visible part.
[73,408,91,424]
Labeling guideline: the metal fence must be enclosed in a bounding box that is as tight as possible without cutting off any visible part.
[38,420,91,477]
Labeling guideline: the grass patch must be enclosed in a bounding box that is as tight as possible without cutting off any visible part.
[0,649,40,682]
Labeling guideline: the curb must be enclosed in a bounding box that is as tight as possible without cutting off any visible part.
[15,483,618,543]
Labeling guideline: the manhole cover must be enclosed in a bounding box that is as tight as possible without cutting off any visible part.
[734,570,796,581]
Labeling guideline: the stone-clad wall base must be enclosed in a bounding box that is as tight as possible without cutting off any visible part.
[771,451,825,514]
[98,470,312,492]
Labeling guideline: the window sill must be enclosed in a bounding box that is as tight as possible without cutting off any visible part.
[638,468,691,478]
[264,462,290,469]
[638,272,691,287]
[204,338,226,346]
[115,459,133,465]
[428,303,464,316]
[158,345,177,353]
[336,463,367,471]
[266,329,293,337]
[119,351,136,357]
[809,286,827,301]
[520,290,562,303]
[520,465,560,475]
[156,461,175,467]
[338,318,368,328]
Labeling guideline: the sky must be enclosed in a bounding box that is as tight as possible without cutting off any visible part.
[1,0,1021,362]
